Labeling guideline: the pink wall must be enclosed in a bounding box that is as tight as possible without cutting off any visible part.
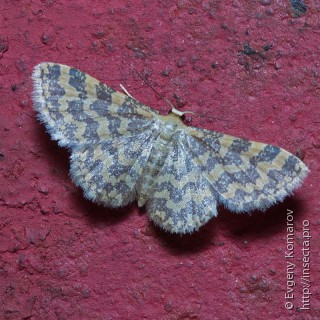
[0,1,318,319]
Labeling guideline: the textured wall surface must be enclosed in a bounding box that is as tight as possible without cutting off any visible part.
[0,1,319,319]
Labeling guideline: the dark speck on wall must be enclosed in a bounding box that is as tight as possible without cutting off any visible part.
[290,0,307,16]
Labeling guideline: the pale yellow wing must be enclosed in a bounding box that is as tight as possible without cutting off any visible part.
[32,62,159,148]
[146,132,218,233]
[32,62,160,207]
[185,126,309,213]
[146,125,308,233]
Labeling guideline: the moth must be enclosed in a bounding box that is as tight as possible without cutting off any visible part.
[32,63,309,234]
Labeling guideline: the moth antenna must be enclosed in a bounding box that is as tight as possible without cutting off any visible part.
[133,70,229,121]
[133,69,176,111]
[120,84,136,100]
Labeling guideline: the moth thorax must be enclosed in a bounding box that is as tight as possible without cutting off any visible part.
[159,122,178,142]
